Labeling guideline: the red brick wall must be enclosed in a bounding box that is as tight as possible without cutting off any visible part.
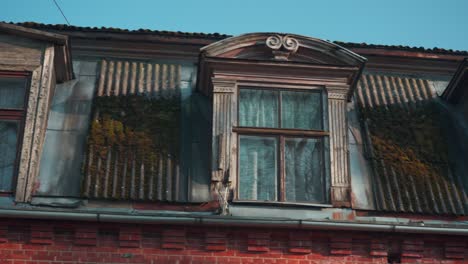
[0,219,466,263]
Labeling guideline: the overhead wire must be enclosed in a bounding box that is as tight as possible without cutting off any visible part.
[52,0,70,25]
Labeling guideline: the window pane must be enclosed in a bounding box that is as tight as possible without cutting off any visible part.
[285,137,325,203]
[0,120,19,192]
[239,89,278,128]
[239,135,277,201]
[281,91,322,130]
[0,77,27,109]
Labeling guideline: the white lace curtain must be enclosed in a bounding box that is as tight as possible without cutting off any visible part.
[0,121,19,191]
[285,138,325,202]
[238,88,325,202]
[239,135,277,201]
[239,89,322,129]
[0,78,26,109]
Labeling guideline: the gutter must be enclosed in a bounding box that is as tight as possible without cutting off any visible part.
[0,209,467,236]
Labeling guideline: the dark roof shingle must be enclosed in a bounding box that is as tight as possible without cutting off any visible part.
[6,21,468,56]
[12,21,229,40]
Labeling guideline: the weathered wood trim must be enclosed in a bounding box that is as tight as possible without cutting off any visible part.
[24,46,55,202]
[328,92,348,100]
[235,81,328,91]
[0,64,39,72]
[210,78,353,207]
[218,134,226,170]
[12,45,56,202]
[0,23,67,45]
[229,86,238,187]
[233,127,329,137]
[212,78,236,93]
[327,88,351,207]
[211,79,236,185]
[14,66,41,201]
[201,33,366,67]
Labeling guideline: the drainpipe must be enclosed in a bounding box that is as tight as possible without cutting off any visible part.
[0,209,467,236]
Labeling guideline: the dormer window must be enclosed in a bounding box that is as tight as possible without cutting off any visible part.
[198,33,365,209]
[235,87,329,203]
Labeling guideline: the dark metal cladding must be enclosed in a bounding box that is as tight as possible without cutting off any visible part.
[356,74,468,215]
[36,61,97,199]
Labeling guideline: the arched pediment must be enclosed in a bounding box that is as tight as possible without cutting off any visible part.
[201,33,366,66]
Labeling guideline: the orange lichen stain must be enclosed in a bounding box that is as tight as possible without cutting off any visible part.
[371,136,432,180]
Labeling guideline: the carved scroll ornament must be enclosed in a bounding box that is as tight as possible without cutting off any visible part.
[266,35,299,60]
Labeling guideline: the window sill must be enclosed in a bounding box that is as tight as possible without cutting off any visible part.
[231,200,333,208]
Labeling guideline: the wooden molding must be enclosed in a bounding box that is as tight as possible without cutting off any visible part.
[0,44,57,202]
[328,99,350,206]
[202,33,366,67]
[233,127,329,137]
[213,86,235,93]
[328,92,348,100]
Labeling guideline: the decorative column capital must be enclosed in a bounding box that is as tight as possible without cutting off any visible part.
[326,85,349,100]
[328,93,348,100]
[212,78,236,93]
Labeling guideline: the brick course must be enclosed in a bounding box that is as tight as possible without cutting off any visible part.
[0,219,466,263]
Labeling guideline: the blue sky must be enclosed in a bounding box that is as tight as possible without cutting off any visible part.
[2,0,467,51]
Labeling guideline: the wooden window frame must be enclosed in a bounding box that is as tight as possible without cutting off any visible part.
[233,86,330,204]
[0,71,31,195]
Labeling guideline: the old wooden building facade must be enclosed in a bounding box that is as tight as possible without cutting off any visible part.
[0,22,467,263]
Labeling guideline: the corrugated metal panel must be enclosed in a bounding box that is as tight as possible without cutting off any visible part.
[356,74,468,215]
[82,60,183,202]
[97,60,181,97]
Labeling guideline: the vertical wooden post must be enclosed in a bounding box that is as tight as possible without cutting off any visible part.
[211,78,236,201]
[16,45,56,202]
[327,88,351,207]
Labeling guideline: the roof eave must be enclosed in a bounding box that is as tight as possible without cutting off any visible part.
[441,58,468,103]
[0,22,74,82]
[0,22,67,44]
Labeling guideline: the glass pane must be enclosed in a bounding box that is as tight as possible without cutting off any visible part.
[285,137,325,203]
[239,89,278,128]
[239,135,277,201]
[0,77,27,109]
[0,120,19,192]
[281,91,322,130]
